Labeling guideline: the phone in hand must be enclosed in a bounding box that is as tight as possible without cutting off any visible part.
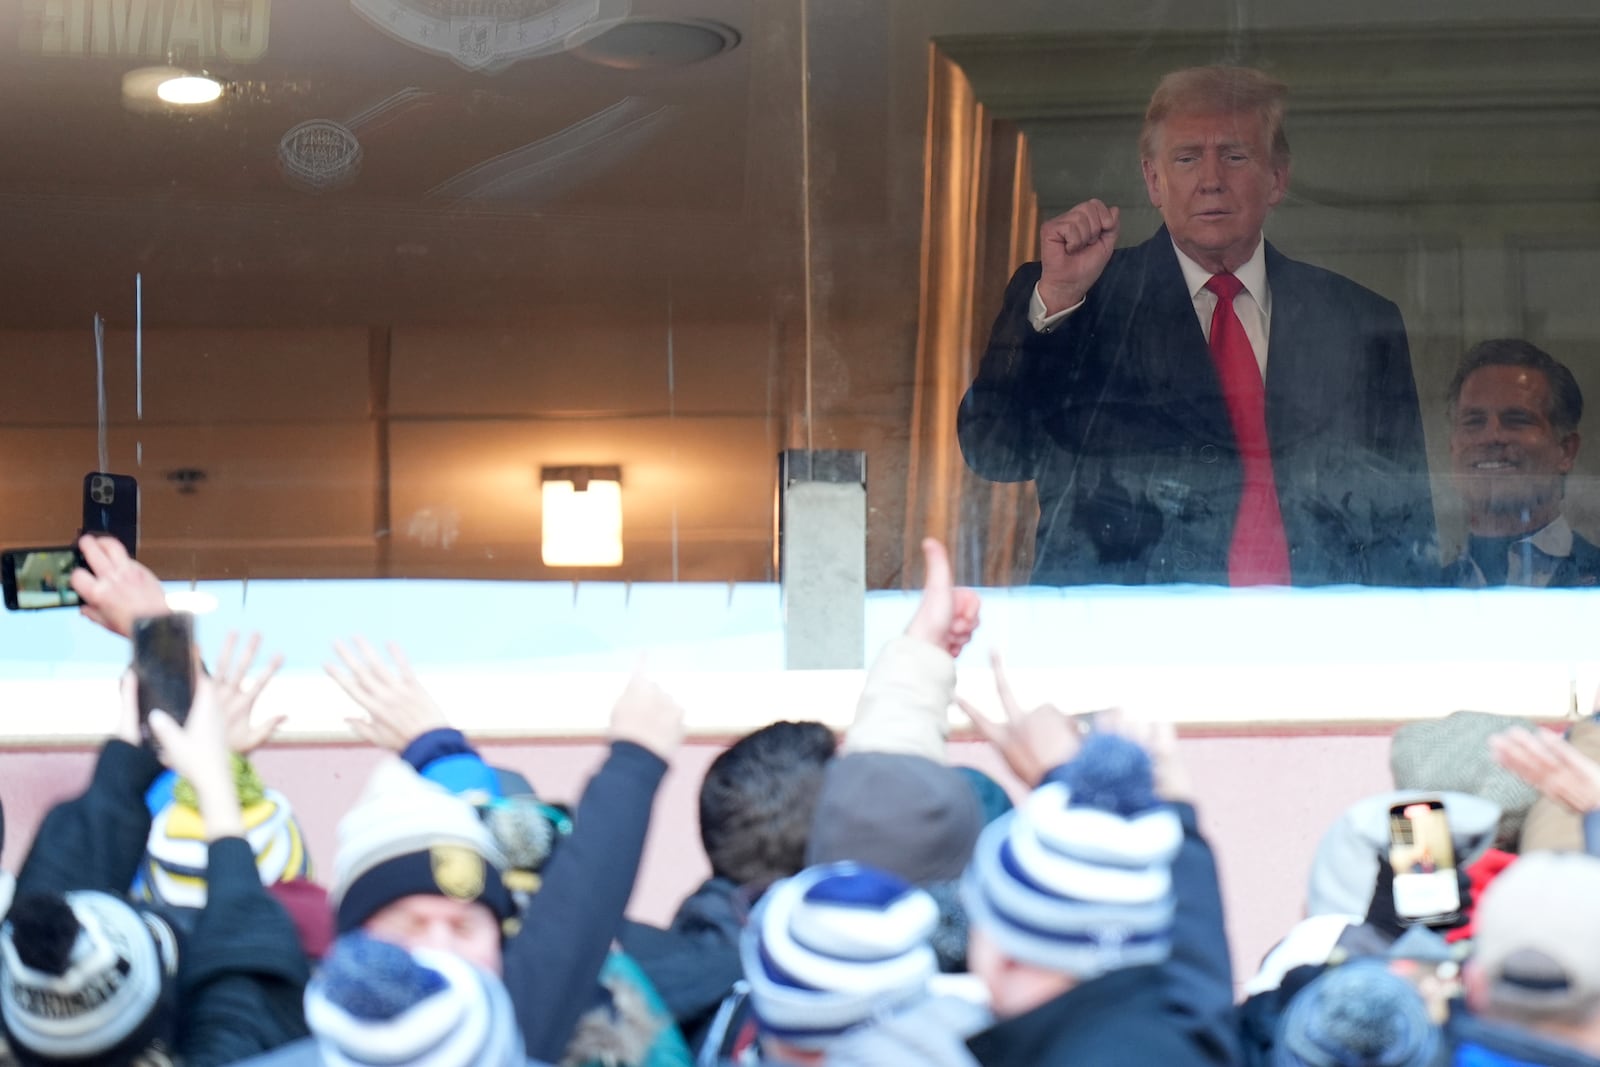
[82,472,138,559]
[134,613,195,742]
[1388,799,1462,925]
[2,546,86,611]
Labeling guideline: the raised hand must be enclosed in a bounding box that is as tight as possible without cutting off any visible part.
[325,637,450,752]
[211,630,287,755]
[147,676,245,841]
[1491,727,1600,815]
[956,649,1080,788]
[1037,199,1120,315]
[69,534,169,638]
[608,671,687,761]
[903,537,981,659]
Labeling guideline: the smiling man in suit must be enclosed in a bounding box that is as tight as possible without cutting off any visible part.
[1444,338,1600,588]
[959,65,1437,587]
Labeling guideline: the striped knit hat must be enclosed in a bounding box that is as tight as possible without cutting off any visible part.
[0,891,180,1065]
[142,780,311,910]
[305,933,523,1067]
[741,862,939,1048]
[962,734,1183,979]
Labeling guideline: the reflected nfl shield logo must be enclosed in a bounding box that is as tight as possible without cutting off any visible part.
[453,18,498,69]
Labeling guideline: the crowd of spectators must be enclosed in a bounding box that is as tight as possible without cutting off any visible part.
[1,532,1600,1066]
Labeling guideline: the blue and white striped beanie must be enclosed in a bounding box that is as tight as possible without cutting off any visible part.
[962,734,1183,979]
[741,862,939,1049]
[305,933,523,1067]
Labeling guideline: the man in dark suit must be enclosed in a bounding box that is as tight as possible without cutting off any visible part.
[959,66,1436,587]
[1443,338,1600,587]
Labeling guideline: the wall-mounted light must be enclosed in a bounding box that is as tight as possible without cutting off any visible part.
[540,465,623,567]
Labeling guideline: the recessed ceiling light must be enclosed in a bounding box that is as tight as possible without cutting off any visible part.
[571,18,740,71]
[157,75,223,105]
[123,66,225,111]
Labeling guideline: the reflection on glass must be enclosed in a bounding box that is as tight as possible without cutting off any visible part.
[349,0,630,73]
[1445,340,1597,588]
[959,66,1436,588]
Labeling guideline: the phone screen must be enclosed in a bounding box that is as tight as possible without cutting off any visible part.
[2,548,84,611]
[134,614,196,735]
[1389,800,1461,922]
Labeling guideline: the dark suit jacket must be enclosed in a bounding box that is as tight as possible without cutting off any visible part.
[958,227,1438,586]
[1442,527,1600,588]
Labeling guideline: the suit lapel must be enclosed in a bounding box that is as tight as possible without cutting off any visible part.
[1262,244,1332,448]
[1126,231,1234,446]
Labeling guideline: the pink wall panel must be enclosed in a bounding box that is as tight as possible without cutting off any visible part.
[0,729,1402,993]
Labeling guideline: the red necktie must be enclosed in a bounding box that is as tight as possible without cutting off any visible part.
[1205,273,1290,585]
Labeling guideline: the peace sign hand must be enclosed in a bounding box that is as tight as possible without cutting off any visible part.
[956,649,1081,788]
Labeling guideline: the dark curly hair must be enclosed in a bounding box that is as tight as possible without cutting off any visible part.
[698,721,836,888]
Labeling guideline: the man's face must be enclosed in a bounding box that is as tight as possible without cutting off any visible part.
[1450,364,1579,534]
[363,894,503,975]
[1141,110,1288,274]
[966,924,1006,1006]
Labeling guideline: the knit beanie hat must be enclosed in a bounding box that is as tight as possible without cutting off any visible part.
[806,753,983,885]
[0,891,179,1065]
[1390,711,1539,851]
[1273,960,1439,1067]
[142,765,312,909]
[962,733,1183,979]
[330,760,514,935]
[305,933,523,1067]
[741,862,939,1049]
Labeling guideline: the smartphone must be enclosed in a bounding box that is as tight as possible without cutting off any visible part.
[82,472,138,559]
[1388,799,1462,924]
[1,546,85,611]
[134,614,196,738]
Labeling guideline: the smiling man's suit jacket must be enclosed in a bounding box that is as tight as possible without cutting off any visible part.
[959,226,1438,586]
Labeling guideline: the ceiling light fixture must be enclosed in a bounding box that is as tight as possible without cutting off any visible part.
[123,67,225,111]
[571,18,740,71]
[156,74,223,105]
[540,465,623,567]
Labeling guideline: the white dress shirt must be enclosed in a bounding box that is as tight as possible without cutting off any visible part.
[1453,516,1584,588]
[1028,237,1273,378]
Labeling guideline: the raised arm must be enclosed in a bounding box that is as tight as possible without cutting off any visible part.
[16,674,164,897]
[503,673,684,1062]
[325,637,501,798]
[149,678,310,1064]
[958,201,1120,485]
[844,538,979,761]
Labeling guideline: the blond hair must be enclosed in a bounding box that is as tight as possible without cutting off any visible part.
[1139,66,1290,167]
